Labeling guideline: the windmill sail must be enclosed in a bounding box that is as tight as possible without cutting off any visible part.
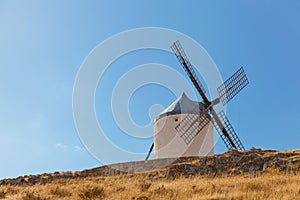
[212,110,245,150]
[217,67,249,105]
[171,40,209,104]
[175,110,211,144]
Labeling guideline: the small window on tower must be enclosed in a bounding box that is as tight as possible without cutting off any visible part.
[174,118,178,122]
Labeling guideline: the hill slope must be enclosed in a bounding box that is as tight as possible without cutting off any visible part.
[0,148,300,199]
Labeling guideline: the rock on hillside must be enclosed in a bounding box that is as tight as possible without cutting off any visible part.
[1,148,300,186]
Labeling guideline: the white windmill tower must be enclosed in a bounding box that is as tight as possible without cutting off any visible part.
[145,40,249,160]
[153,92,214,159]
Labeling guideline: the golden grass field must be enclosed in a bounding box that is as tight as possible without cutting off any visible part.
[0,171,300,200]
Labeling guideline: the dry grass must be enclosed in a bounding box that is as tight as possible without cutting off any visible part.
[0,171,300,200]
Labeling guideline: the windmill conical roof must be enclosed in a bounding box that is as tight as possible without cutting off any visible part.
[155,93,204,122]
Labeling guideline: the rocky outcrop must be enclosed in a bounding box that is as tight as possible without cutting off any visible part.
[1,148,299,186]
[165,148,300,178]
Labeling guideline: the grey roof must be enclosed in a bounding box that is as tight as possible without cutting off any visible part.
[155,93,204,122]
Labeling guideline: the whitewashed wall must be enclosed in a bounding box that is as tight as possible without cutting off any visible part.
[154,113,214,159]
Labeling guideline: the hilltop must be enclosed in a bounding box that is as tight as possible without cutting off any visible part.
[0,148,300,199]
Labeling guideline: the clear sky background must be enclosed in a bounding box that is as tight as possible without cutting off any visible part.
[0,1,299,179]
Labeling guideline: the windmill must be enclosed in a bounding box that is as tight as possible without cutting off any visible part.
[145,40,249,160]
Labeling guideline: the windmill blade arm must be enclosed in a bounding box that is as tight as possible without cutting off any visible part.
[175,108,211,144]
[171,40,209,104]
[217,67,249,105]
[210,109,245,150]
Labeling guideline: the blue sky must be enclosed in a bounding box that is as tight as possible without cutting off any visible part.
[0,1,299,179]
